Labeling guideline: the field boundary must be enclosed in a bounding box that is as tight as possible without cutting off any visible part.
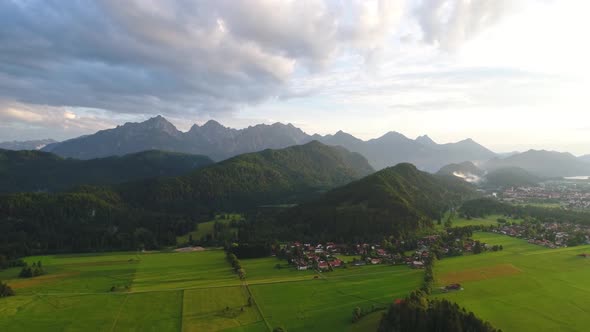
[109,294,129,332]
[179,290,185,332]
[244,282,272,332]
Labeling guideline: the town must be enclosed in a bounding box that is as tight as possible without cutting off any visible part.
[278,231,501,273]
[492,220,590,248]
[500,179,590,210]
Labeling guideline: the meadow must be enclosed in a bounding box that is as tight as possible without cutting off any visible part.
[176,213,242,244]
[0,249,421,332]
[434,214,522,231]
[434,232,590,332]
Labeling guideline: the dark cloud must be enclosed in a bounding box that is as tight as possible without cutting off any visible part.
[0,0,400,118]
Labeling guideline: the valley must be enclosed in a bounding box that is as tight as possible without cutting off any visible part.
[1,2,587,331]
[0,249,422,332]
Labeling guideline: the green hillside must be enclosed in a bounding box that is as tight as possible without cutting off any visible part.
[0,149,213,193]
[118,141,374,214]
[484,167,541,188]
[278,163,476,241]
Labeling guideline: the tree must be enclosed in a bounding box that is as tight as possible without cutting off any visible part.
[0,281,14,298]
[134,228,157,250]
[473,241,483,255]
[352,306,362,322]
[19,266,33,278]
[0,255,7,270]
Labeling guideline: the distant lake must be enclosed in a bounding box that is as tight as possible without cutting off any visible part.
[564,176,590,180]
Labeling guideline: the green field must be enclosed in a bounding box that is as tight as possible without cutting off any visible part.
[177,214,242,244]
[0,249,421,332]
[434,232,590,332]
[435,214,522,230]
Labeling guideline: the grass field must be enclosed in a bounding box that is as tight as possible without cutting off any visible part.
[177,214,242,244]
[435,214,522,230]
[434,232,590,332]
[0,249,421,332]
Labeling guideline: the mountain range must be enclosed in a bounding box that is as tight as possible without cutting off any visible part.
[33,115,496,172]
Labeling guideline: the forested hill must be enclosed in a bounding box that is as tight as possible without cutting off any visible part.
[118,141,374,214]
[0,149,213,193]
[276,163,476,242]
[0,142,373,257]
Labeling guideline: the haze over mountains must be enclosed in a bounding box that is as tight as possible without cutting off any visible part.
[483,150,590,178]
[31,116,496,172]
[0,139,57,151]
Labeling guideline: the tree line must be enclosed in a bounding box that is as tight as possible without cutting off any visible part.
[460,198,590,225]
[378,290,501,332]
[226,251,246,280]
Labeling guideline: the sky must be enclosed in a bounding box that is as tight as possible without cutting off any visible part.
[0,0,589,154]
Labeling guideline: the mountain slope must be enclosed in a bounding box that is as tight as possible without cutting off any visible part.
[484,150,590,178]
[0,149,213,193]
[277,163,476,241]
[118,141,374,214]
[43,116,193,159]
[484,167,541,188]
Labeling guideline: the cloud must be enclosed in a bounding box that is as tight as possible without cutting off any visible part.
[0,100,117,141]
[414,0,515,50]
[0,0,404,120]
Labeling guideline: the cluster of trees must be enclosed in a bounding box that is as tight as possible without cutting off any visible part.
[378,290,501,332]
[226,252,245,280]
[19,261,45,278]
[0,255,25,270]
[351,304,387,323]
[0,281,14,298]
[0,191,195,258]
[227,243,272,259]
[421,254,435,295]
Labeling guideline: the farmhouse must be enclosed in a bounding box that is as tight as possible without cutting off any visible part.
[411,261,424,269]
[370,258,382,265]
[445,283,461,291]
